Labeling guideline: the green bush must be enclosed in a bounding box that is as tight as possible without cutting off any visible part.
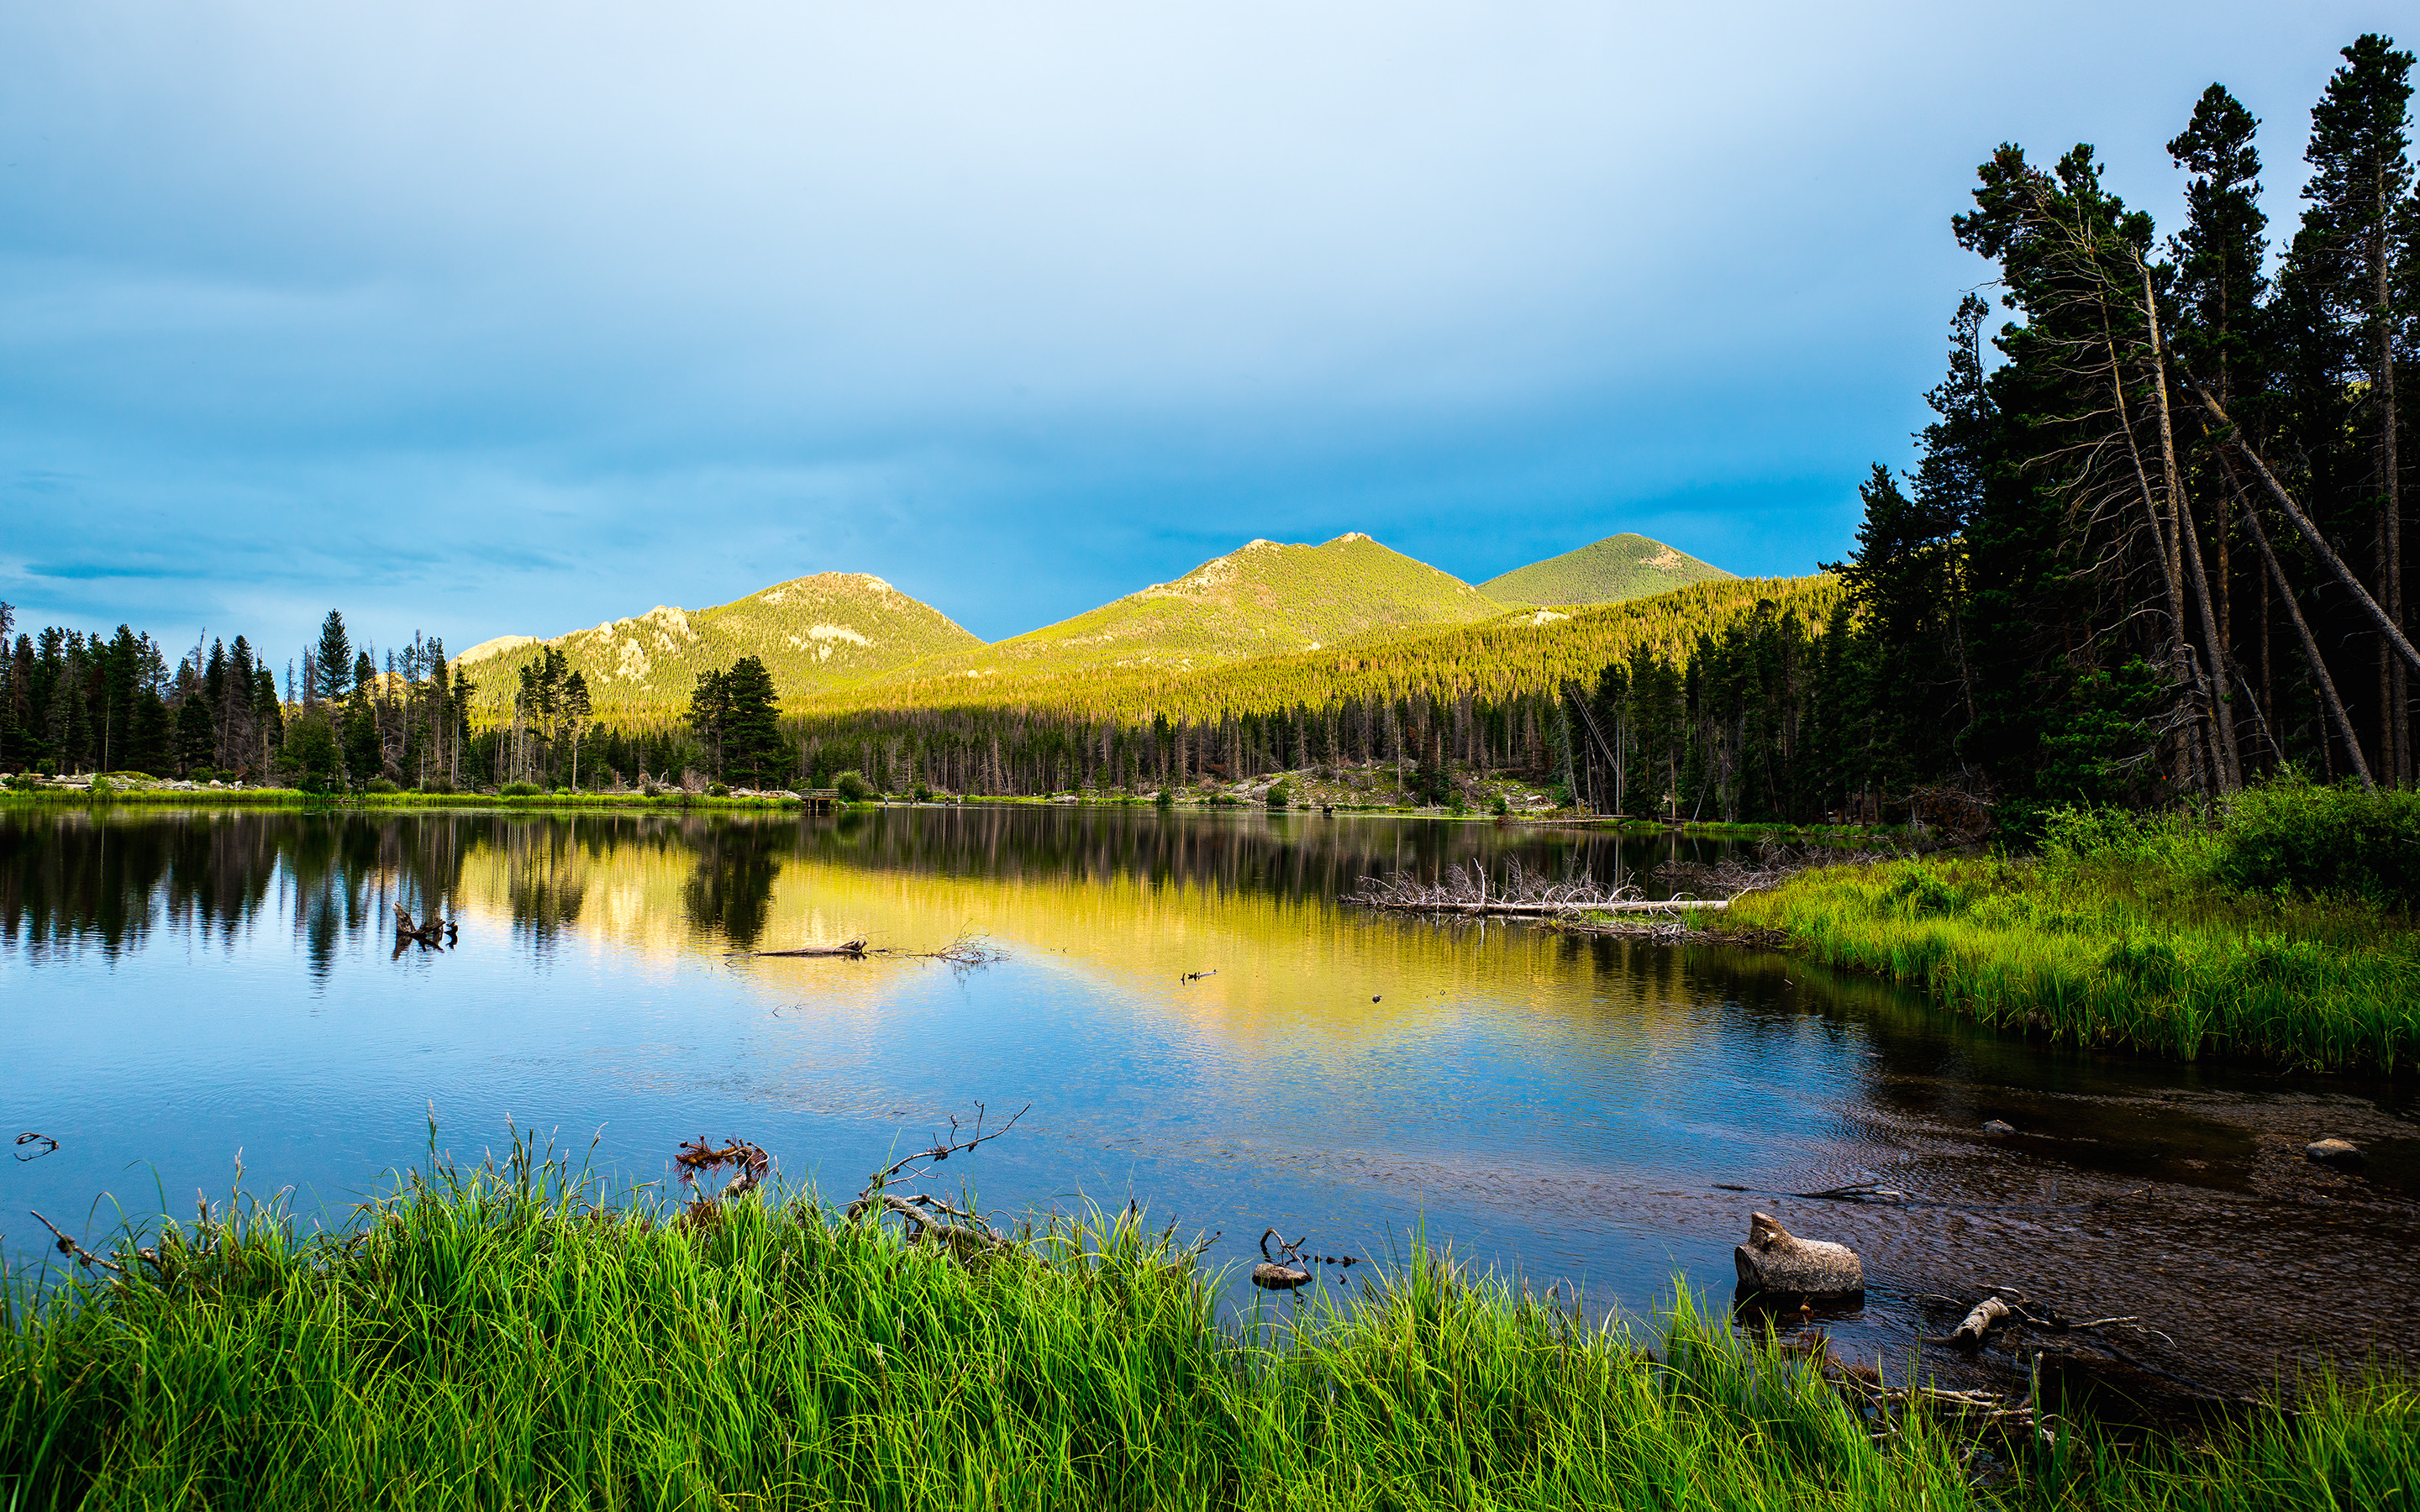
[363,777,399,795]
[706,782,730,797]
[1154,788,1174,808]
[912,782,933,803]
[833,770,871,804]
[2217,773,2420,907]
[499,780,542,798]
[1265,780,1293,809]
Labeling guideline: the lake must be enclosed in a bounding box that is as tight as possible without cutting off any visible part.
[4,802,2413,1394]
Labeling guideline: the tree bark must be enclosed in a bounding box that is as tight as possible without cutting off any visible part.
[2143,270,2241,790]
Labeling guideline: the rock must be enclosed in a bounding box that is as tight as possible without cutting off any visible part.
[1981,1119,2016,1136]
[2306,1137,2365,1167]
[1733,1212,1863,1299]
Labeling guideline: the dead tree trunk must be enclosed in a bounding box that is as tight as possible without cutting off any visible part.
[2237,479,2374,790]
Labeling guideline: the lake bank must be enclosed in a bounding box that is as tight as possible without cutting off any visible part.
[1721,792,2420,1075]
[6,1156,2411,1510]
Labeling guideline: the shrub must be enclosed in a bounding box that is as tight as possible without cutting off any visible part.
[706,782,730,797]
[2217,772,2420,907]
[1265,780,1293,809]
[913,782,934,803]
[1155,788,1174,808]
[363,777,399,795]
[1491,794,1511,816]
[833,770,871,804]
[420,780,454,795]
[499,780,542,798]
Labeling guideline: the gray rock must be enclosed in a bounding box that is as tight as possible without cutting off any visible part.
[1733,1211,1863,1298]
[1981,1119,2017,1135]
[2306,1137,2365,1167]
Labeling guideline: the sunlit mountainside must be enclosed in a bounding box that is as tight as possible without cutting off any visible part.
[892,533,1504,684]
[800,573,1839,725]
[1478,533,1733,606]
[455,574,981,718]
[455,529,1751,723]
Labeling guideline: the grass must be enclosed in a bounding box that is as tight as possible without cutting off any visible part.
[3,1147,2413,1509]
[1728,787,2420,1073]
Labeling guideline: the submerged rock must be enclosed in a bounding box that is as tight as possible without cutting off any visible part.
[1981,1119,2017,1136]
[1733,1212,1863,1299]
[2305,1137,2365,1167]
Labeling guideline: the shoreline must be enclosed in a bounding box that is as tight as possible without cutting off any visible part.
[6,1154,2409,1507]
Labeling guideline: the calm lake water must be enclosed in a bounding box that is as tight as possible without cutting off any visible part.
[4,803,2414,1392]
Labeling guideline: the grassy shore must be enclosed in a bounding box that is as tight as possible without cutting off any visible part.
[3,1157,2412,1509]
[1728,781,2420,1073]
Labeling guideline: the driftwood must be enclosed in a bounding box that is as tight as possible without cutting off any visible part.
[1733,1212,1864,1298]
[844,1191,1009,1255]
[1348,858,1645,915]
[749,939,868,958]
[734,932,1006,969]
[1949,1295,2012,1348]
[844,1103,1028,1262]
[1376,899,1728,916]
[1250,1227,1313,1290]
[391,902,456,953]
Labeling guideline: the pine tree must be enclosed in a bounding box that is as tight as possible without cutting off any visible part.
[313,612,354,705]
[2283,34,2414,780]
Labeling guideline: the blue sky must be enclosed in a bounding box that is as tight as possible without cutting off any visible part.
[0,2,2406,657]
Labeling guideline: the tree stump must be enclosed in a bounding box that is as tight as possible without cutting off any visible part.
[1733,1212,1863,1299]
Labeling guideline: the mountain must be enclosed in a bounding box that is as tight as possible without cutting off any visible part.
[455,573,981,717]
[797,573,1840,724]
[881,533,1507,685]
[1478,533,1733,606]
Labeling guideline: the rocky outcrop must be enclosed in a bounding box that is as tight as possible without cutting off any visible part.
[1733,1212,1864,1299]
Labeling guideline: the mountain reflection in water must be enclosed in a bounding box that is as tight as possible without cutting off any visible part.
[3,804,2412,1394]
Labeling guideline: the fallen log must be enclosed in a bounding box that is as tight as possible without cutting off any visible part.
[1733,1212,1863,1299]
[745,939,869,958]
[1361,899,1730,916]
[1949,1295,2012,1348]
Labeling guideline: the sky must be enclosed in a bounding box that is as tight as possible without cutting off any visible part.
[1,1,2409,659]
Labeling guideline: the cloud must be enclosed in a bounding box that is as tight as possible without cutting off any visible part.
[0,0,2396,649]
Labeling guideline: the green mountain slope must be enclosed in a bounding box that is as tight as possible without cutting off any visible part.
[880,533,1507,686]
[456,574,981,718]
[799,575,1841,725]
[1478,533,1733,606]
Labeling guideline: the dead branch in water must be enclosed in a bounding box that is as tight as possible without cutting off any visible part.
[844,1101,1031,1258]
[733,931,1006,969]
[746,938,869,958]
[1348,858,1649,914]
[29,1210,125,1276]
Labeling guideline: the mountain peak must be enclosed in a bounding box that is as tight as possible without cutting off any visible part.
[1480,533,1733,607]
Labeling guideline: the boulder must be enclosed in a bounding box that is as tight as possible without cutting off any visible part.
[1733,1212,1863,1299]
[1981,1119,2017,1136]
[2305,1137,2365,1167]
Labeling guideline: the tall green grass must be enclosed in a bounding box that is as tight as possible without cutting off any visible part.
[1730,785,2420,1072]
[3,1149,2410,1509]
